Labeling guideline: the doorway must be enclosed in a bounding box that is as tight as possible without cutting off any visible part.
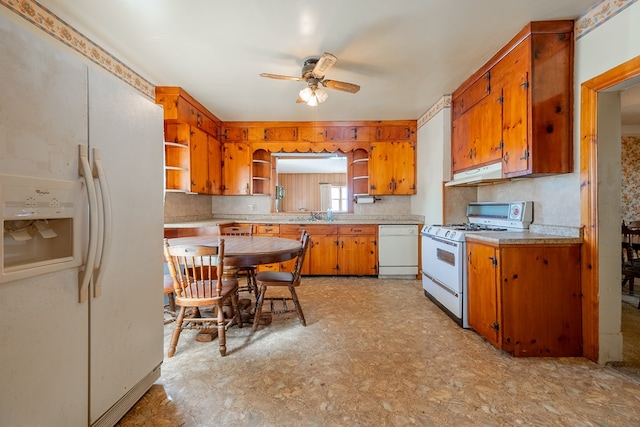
[581,55,640,363]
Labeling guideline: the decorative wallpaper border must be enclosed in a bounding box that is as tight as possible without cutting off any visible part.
[417,95,451,129]
[0,0,155,100]
[575,0,638,40]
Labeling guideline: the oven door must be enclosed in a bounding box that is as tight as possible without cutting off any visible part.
[421,234,463,289]
[421,233,468,328]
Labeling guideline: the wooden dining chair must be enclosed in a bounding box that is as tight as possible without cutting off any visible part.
[219,224,258,296]
[162,240,177,324]
[163,270,177,324]
[252,231,310,331]
[622,223,640,300]
[165,238,242,357]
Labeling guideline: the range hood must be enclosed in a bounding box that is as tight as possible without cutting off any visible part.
[444,162,504,187]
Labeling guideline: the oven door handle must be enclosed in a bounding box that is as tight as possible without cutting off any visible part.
[424,234,459,247]
[422,271,459,297]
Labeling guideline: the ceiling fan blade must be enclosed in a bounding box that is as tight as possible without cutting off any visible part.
[322,79,361,94]
[296,95,305,103]
[312,52,337,79]
[260,73,304,81]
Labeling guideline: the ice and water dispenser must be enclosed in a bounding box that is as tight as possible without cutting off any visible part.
[1,174,82,283]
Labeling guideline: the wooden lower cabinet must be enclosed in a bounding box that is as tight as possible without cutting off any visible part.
[165,222,380,276]
[280,224,336,275]
[254,224,282,273]
[337,225,377,275]
[466,239,582,357]
[279,223,378,276]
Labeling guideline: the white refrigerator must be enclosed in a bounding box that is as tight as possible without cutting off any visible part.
[0,10,164,427]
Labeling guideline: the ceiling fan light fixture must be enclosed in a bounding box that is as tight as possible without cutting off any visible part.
[315,87,328,103]
[306,94,319,106]
[299,87,313,102]
[299,86,328,106]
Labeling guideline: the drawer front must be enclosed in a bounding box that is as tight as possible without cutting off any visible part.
[337,224,377,235]
[256,224,280,235]
[452,71,491,119]
[279,224,338,236]
[257,263,279,272]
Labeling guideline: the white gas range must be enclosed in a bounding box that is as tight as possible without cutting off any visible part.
[420,201,533,328]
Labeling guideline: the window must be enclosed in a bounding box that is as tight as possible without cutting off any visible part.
[331,185,347,212]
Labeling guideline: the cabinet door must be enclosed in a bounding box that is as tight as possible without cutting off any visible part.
[369,141,416,195]
[452,71,490,119]
[499,245,582,356]
[308,234,338,275]
[222,142,251,195]
[375,126,413,140]
[337,236,377,275]
[189,126,209,193]
[451,113,474,173]
[452,96,502,173]
[208,136,222,194]
[493,38,531,176]
[472,94,503,166]
[278,234,310,275]
[501,71,530,176]
[369,142,395,194]
[392,141,416,194]
[467,242,500,347]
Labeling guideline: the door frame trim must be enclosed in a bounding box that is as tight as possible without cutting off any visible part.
[580,55,640,361]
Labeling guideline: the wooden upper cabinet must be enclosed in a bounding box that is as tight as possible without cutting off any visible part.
[262,127,298,141]
[222,142,251,195]
[450,20,573,178]
[375,125,414,141]
[369,141,416,195]
[324,126,358,141]
[452,71,491,120]
[163,123,191,192]
[251,148,271,195]
[222,127,248,142]
[188,127,222,195]
[189,127,209,193]
[208,136,222,194]
[155,87,221,137]
[452,94,503,171]
[156,87,223,193]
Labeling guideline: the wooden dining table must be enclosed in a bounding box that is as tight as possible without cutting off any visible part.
[167,235,302,333]
[167,235,302,271]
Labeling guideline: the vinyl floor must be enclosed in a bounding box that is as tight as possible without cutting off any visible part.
[117,277,640,426]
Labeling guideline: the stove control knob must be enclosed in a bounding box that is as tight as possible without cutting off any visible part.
[445,230,450,238]
[451,231,456,239]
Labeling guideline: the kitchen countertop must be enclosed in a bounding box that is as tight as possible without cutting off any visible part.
[465,230,583,245]
[165,215,424,228]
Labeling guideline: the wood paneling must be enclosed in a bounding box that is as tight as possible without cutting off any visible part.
[278,173,346,212]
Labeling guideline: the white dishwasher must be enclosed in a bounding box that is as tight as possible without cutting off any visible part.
[378,224,419,279]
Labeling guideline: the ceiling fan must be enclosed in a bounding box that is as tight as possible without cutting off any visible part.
[260,52,360,106]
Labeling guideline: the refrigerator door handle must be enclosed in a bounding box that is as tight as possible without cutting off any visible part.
[92,148,112,298]
[78,144,99,303]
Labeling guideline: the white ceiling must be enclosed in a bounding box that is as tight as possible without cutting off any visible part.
[40,0,640,124]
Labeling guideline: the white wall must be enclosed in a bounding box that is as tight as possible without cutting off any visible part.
[412,104,451,224]
[597,92,624,362]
